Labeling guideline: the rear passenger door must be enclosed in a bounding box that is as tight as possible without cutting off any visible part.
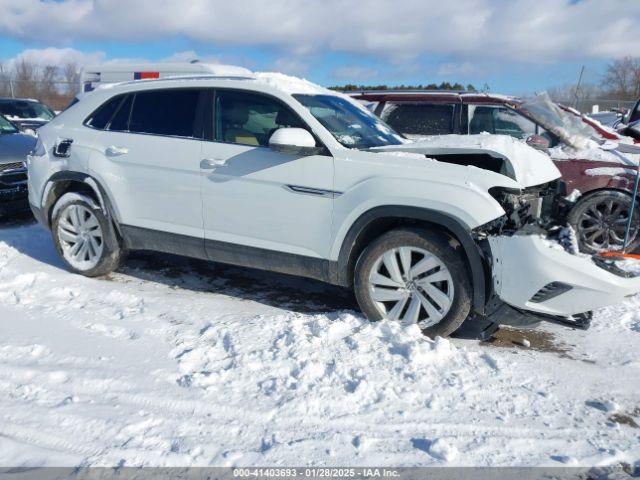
[86,88,206,245]
[379,102,459,138]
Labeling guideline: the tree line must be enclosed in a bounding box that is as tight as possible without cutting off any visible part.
[0,60,79,110]
[1,56,640,112]
[331,82,479,92]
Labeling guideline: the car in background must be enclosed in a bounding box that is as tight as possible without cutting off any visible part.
[588,111,624,129]
[0,97,56,131]
[351,90,640,254]
[0,114,34,217]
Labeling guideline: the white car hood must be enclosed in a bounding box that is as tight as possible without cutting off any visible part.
[373,134,561,188]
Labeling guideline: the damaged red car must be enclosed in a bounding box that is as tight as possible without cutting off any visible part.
[352,91,640,253]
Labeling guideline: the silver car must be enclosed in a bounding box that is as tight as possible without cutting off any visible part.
[0,114,34,217]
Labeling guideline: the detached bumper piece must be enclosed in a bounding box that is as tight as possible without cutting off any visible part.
[488,234,640,318]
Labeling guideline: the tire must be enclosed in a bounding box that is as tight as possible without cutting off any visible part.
[354,228,473,338]
[51,193,123,277]
[568,190,640,254]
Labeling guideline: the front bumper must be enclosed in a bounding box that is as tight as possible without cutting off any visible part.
[0,183,29,217]
[488,234,640,316]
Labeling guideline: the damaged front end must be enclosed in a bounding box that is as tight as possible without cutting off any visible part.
[469,179,640,335]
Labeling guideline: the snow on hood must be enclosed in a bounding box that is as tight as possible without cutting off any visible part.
[549,143,640,166]
[374,134,561,188]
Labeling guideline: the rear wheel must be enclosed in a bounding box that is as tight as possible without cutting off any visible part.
[51,193,123,277]
[354,228,472,337]
[568,191,640,254]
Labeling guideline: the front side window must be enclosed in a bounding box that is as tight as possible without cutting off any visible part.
[128,89,201,137]
[215,90,306,147]
[294,94,403,149]
[468,105,558,147]
[380,102,455,136]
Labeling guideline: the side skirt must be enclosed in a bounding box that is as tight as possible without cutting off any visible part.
[120,225,338,285]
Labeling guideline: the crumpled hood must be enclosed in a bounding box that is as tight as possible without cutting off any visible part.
[0,132,36,164]
[373,134,561,188]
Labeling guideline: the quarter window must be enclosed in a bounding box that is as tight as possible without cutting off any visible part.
[215,90,306,147]
[107,95,133,132]
[85,95,124,129]
[128,89,202,137]
[380,102,455,136]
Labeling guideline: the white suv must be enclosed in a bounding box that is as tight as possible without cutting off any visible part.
[27,72,640,337]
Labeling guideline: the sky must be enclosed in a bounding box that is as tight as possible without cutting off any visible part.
[0,0,639,95]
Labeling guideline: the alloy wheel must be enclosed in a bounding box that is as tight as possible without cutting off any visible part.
[57,204,104,270]
[577,198,639,251]
[367,246,454,328]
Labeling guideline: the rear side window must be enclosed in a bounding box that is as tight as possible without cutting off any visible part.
[129,89,201,137]
[85,95,124,129]
[381,102,455,136]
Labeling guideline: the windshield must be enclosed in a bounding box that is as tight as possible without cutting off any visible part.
[0,115,19,134]
[0,100,55,121]
[519,92,594,148]
[293,94,404,149]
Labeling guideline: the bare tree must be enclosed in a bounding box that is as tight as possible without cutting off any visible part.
[602,56,640,100]
[62,62,80,96]
[13,59,39,99]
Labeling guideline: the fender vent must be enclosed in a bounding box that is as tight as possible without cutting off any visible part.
[53,139,73,158]
[530,282,573,303]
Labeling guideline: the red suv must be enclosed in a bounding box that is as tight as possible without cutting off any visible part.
[352,91,640,253]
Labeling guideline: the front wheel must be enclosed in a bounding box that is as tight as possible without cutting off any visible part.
[51,193,123,277]
[568,191,640,254]
[354,228,473,337]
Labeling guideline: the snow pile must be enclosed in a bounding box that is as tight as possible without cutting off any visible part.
[549,144,640,165]
[1,222,640,467]
[253,72,331,95]
[585,167,639,177]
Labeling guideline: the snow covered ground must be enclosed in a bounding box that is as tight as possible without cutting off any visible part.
[0,216,639,468]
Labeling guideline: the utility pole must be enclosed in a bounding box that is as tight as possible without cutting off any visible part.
[574,65,585,110]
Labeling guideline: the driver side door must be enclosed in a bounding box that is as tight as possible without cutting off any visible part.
[200,89,335,260]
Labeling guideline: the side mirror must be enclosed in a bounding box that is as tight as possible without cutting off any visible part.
[525,134,550,151]
[269,128,319,155]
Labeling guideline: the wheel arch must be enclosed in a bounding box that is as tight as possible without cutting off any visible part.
[335,206,489,314]
[41,171,120,232]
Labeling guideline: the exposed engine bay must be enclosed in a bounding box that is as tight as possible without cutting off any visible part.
[475,180,570,237]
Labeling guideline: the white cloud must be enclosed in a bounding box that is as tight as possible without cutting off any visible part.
[436,62,476,77]
[270,57,309,77]
[0,0,638,64]
[1,47,105,70]
[332,66,380,82]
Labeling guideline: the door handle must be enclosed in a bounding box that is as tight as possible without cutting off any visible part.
[200,158,227,169]
[105,145,129,156]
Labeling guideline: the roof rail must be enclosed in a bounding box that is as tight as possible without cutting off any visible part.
[345,89,468,95]
[117,74,256,87]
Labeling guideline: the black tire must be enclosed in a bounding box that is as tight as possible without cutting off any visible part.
[51,193,123,277]
[354,228,473,338]
[568,190,640,254]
